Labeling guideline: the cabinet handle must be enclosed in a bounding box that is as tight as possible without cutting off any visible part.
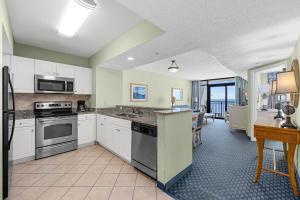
[31,129,34,132]
[78,123,80,126]
[115,129,120,132]
[100,123,104,126]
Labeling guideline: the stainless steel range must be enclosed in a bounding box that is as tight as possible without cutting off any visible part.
[34,101,78,159]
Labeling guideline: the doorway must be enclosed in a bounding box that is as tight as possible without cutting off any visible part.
[207,83,235,118]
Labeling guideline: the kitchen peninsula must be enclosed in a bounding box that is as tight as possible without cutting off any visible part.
[98,106,193,190]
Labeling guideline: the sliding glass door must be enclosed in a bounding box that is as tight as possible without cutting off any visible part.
[207,83,235,118]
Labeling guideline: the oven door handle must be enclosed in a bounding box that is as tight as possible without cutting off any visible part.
[37,117,77,123]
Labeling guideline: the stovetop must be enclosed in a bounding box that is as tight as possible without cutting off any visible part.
[34,111,78,118]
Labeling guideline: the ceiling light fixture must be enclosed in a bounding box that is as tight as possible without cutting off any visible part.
[58,0,97,38]
[168,60,179,73]
[127,56,135,61]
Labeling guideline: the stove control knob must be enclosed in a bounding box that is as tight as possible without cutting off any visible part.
[41,105,44,107]
[36,105,40,107]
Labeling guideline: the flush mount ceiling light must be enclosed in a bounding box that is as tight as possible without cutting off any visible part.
[127,56,135,61]
[168,60,179,73]
[58,0,97,38]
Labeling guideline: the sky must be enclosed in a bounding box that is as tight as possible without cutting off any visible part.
[210,86,235,100]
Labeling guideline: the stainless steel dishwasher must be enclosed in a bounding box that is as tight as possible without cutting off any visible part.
[131,121,157,179]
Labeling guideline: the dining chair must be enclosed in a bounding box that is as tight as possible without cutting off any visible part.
[193,112,205,148]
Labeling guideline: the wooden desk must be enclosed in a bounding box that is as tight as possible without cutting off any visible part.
[254,119,300,196]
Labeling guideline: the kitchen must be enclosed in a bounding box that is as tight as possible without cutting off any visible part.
[3,52,192,199]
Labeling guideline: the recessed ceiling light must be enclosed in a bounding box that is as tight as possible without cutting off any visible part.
[127,57,135,61]
[58,0,97,38]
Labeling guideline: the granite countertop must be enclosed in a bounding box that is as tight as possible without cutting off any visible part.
[15,110,35,120]
[154,108,192,115]
[99,110,157,126]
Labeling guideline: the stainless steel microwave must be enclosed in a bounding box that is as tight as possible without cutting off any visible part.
[34,75,74,94]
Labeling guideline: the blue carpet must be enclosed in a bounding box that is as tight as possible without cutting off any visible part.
[167,120,300,200]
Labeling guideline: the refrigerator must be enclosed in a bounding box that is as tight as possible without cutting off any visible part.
[2,66,15,199]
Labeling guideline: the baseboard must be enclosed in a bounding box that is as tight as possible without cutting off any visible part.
[157,164,192,191]
[78,141,96,148]
[13,156,35,165]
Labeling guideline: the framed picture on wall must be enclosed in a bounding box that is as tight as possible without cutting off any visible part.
[172,88,183,101]
[130,83,148,102]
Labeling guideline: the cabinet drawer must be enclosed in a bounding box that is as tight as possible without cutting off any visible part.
[78,114,95,121]
[15,119,35,128]
[99,115,131,128]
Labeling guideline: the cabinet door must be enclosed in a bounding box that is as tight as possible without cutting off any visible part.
[12,127,35,160]
[104,124,119,154]
[3,54,10,67]
[56,63,75,78]
[35,59,57,76]
[97,119,106,145]
[74,67,92,94]
[78,118,96,145]
[78,120,89,145]
[10,56,35,93]
[119,127,132,161]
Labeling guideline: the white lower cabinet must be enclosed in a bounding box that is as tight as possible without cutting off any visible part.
[97,115,131,162]
[12,119,35,161]
[78,114,96,145]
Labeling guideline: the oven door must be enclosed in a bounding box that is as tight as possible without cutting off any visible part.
[36,116,78,148]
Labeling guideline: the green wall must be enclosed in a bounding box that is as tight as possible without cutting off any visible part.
[157,111,193,185]
[92,67,192,109]
[0,0,14,198]
[89,20,164,67]
[14,43,89,67]
[122,69,191,108]
[94,67,123,108]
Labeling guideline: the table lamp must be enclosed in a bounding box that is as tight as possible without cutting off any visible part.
[275,70,299,128]
[271,80,284,119]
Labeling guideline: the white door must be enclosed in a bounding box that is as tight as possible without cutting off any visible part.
[97,119,106,145]
[12,127,35,160]
[56,64,75,78]
[112,125,121,155]
[119,127,132,161]
[78,119,96,145]
[3,54,10,67]
[35,59,57,76]
[10,56,35,93]
[74,67,92,94]
[78,120,89,145]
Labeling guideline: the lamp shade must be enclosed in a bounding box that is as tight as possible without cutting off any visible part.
[271,80,277,95]
[275,71,299,94]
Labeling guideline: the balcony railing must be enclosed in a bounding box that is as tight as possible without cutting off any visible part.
[210,100,235,118]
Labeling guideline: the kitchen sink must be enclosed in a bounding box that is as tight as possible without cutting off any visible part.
[116,113,127,117]
[116,113,138,118]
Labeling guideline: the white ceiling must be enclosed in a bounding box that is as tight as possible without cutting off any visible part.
[7,0,300,80]
[6,0,143,57]
[136,49,237,80]
[101,0,300,78]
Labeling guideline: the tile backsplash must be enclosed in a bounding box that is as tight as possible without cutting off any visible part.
[15,93,91,110]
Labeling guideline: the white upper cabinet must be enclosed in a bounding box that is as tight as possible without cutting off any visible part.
[56,63,75,78]
[74,66,92,94]
[3,54,11,67]
[34,59,57,76]
[10,56,35,93]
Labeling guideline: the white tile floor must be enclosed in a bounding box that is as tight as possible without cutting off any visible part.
[8,145,173,200]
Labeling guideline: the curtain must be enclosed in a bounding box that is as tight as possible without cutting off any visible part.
[192,81,200,110]
[235,76,248,105]
[192,81,207,111]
